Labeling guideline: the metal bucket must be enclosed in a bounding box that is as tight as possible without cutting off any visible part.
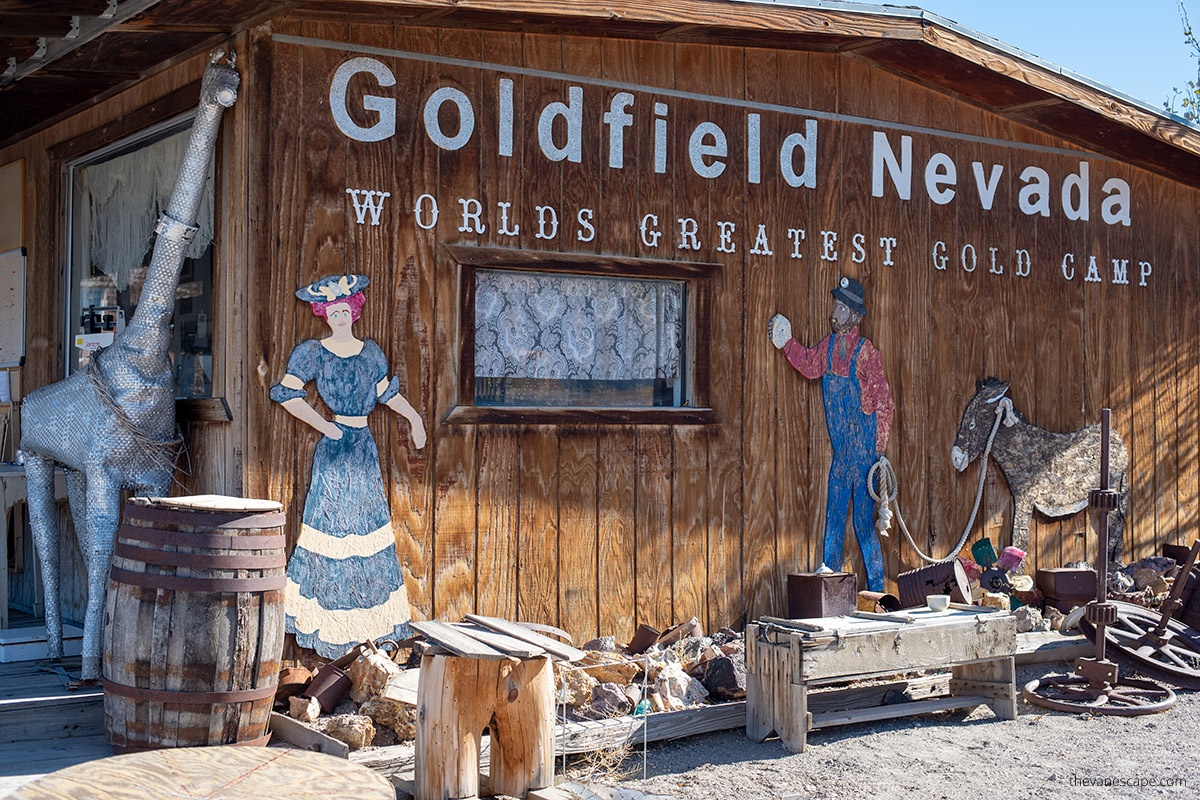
[897,559,971,608]
[857,590,902,613]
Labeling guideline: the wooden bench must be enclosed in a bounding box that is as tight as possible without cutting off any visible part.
[746,605,1018,753]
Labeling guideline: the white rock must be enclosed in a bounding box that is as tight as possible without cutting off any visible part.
[348,650,401,703]
[288,695,321,723]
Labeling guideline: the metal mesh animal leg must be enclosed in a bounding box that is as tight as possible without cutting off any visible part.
[80,473,121,682]
[24,454,63,660]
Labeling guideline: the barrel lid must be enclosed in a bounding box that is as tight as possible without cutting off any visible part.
[132,494,284,513]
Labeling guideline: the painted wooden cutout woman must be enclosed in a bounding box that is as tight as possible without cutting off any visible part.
[270,274,425,658]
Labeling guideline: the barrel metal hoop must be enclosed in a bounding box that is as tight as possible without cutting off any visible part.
[102,678,278,704]
[109,731,273,754]
[113,542,286,570]
[117,524,285,551]
[109,565,286,593]
[122,503,287,530]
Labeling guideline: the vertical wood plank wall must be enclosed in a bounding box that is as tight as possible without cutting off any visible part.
[4,21,1198,640]
[253,23,1200,637]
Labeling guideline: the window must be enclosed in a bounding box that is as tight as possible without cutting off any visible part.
[66,115,215,398]
[447,245,717,425]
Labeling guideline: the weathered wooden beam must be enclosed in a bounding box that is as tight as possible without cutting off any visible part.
[0,14,72,38]
[410,619,511,660]
[111,21,233,34]
[463,614,587,662]
[0,0,161,86]
[923,22,1200,159]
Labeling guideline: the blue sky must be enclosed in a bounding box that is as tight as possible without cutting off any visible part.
[851,0,1195,113]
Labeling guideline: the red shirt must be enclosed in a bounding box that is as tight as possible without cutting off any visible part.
[782,326,894,455]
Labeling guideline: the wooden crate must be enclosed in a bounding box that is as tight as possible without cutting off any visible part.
[746,606,1017,753]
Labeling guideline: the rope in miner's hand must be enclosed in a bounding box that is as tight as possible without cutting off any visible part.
[868,396,1013,565]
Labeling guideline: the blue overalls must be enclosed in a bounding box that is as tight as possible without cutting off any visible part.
[821,336,885,592]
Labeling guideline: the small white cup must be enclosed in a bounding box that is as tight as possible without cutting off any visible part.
[926,594,951,612]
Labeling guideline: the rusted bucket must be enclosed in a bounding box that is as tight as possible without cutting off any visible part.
[857,590,902,613]
[897,559,971,608]
[102,496,287,752]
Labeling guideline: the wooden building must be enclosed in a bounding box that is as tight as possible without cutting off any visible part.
[2,0,1199,643]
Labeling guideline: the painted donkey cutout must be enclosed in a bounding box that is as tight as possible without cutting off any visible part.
[951,378,1128,565]
[19,52,238,682]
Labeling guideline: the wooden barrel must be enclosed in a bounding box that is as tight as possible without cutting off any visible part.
[897,559,971,608]
[103,495,287,752]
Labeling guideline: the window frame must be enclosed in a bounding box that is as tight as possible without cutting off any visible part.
[444,244,719,426]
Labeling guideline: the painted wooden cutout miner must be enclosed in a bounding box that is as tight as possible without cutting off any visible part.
[952,378,1129,564]
[770,277,895,592]
[19,52,238,684]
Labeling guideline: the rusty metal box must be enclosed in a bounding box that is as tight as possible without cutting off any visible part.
[1035,568,1096,600]
[787,572,857,619]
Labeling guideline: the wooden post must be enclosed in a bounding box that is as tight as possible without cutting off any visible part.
[416,654,554,800]
[949,656,1018,720]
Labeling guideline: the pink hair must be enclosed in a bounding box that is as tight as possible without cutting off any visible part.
[310,291,367,321]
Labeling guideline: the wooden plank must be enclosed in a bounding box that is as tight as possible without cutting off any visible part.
[1013,630,1091,665]
[451,622,544,658]
[925,89,961,572]
[979,111,1016,565]
[386,24,438,622]
[431,26,482,622]
[741,44,779,621]
[771,49,812,585]
[635,428,673,631]
[705,43,744,631]
[597,428,636,643]
[268,711,350,758]
[1129,164,1157,563]
[558,427,599,643]
[518,425,559,627]
[411,619,509,660]
[1057,146,1087,567]
[805,673,948,714]
[805,53,840,577]
[553,701,747,754]
[1177,185,1200,548]
[809,694,993,729]
[463,614,585,661]
[799,615,1015,680]
[1152,176,1179,561]
[476,426,520,620]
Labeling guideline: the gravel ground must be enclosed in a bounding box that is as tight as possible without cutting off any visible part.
[604,662,1199,800]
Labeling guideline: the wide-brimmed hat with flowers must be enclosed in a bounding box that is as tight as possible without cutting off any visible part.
[295,273,370,304]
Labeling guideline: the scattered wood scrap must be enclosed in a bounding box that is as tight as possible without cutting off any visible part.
[464,614,586,662]
[408,616,586,662]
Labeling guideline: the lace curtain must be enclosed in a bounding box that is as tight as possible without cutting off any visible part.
[474,269,683,382]
[75,125,214,291]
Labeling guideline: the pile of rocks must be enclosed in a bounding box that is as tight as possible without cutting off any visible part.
[277,643,418,751]
[555,619,746,721]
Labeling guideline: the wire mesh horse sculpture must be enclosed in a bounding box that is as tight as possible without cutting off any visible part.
[951,378,1129,565]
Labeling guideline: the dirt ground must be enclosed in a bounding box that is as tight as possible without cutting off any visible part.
[603,662,1199,800]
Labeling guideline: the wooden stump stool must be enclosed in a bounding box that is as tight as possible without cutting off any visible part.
[416,654,554,800]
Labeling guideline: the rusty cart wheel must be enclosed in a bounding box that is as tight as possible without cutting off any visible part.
[1022,674,1176,716]
[1079,599,1200,690]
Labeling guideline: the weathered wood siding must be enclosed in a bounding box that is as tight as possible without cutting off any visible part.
[249,21,1200,638]
[5,17,1197,642]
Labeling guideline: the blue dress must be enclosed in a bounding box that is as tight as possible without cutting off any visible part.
[270,338,413,658]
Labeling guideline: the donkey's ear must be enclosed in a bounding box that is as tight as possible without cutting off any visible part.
[976,379,983,391]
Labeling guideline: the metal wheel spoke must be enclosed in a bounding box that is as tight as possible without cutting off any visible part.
[1159,647,1191,669]
[1108,627,1143,640]
[1119,614,1147,634]
[1107,691,1160,706]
